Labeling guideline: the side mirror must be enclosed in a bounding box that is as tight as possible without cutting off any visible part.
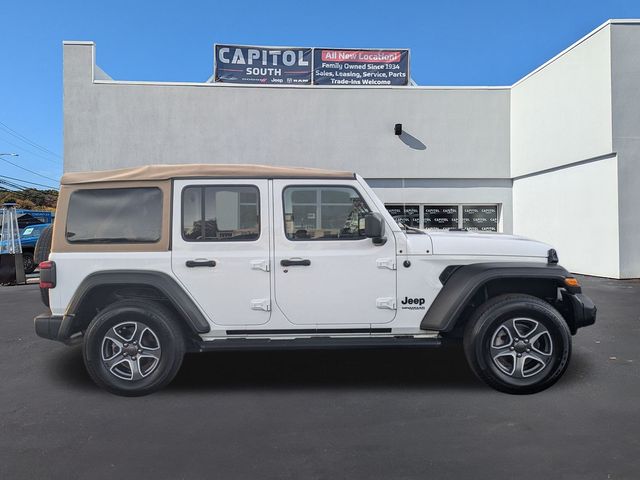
[364,213,385,243]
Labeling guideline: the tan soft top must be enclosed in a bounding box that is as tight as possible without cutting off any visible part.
[61,163,355,185]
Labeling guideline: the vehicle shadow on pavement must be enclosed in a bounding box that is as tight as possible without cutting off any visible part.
[47,346,95,391]
[170,347,593,392]
[49,344,592,393]
[171,346,485,392]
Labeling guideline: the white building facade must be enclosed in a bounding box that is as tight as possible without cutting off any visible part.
[63,20,640,278]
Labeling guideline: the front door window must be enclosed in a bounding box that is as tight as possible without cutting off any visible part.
[283,186,370,240]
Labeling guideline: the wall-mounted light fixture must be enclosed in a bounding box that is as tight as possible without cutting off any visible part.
[394,123,402,135]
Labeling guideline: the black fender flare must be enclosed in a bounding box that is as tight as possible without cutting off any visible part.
[61,270,211,339]
[421,262,572,332]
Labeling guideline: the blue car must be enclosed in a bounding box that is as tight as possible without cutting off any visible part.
[0,223,52,274]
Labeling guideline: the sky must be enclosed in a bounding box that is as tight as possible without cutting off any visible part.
[1,0,639,189]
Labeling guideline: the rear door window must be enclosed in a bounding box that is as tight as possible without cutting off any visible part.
[181,185,260,241]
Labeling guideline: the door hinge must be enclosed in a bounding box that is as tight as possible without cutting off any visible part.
[250,299,271,312]
[376,297,397,310]
[250,259,270,272]
[376,258,397,270]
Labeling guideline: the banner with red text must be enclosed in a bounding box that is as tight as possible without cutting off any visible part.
[313,48,410,86]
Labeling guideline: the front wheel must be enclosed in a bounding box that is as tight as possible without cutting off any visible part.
[463,294,571,394]
[83,300,185,396]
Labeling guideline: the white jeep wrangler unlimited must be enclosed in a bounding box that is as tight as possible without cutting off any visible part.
[35,164,596,396]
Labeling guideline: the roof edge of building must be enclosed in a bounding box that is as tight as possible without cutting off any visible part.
[511,19,639,88]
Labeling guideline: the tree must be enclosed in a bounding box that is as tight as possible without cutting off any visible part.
[0,188,58,210]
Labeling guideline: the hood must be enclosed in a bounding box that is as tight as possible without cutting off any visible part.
[422,231,552,258]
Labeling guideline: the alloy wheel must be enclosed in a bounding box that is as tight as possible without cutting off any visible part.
[101,321,162,381]
[489,317,554,379]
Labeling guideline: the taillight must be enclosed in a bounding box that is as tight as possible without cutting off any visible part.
[39,261,56,289]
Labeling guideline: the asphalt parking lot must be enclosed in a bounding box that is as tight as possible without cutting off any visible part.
[1,276,639,479]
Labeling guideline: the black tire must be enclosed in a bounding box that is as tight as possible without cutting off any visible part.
[83,299,185,396]
[22,252,36,274]
[34,226,53,265]
[463,294,571,395]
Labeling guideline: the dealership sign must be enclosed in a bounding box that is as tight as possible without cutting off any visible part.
[313,48,409,86]
[215,45,312,85]
[214,44,410,86]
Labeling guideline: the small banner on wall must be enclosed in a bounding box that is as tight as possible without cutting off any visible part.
[385,205,420,228]
[424,205,459,230]
[462,205,498,232]
[214,44,312,85]
[313,48,410,86]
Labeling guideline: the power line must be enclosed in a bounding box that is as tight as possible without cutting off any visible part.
[0,179,58,202]
[0,179,32,197]
[0,182,38,204]
[0,120,62,159]
[0,133,62,166]
[0,175,58,190]
[0,179,29,191]
[0,174,58,190]
[0,156,60,183]
[0,177,59,209]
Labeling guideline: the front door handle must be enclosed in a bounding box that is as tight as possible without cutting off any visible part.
[186,260,216,268]
[280,259,311,267]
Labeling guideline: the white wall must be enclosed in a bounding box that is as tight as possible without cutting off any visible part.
[63,43,511,180]
[611,23,640,278]
[511,24,613,177]
[509,22,630,277]
[513,156,620,278]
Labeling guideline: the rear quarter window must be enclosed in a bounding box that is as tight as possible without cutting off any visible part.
[66,188,162,244]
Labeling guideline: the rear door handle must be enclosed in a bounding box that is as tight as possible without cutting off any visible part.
[280,259,311,267]
[186,260,216,268]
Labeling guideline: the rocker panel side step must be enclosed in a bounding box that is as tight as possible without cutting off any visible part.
[194,335,443,352]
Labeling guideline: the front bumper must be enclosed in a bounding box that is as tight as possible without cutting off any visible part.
[34,312,77,343]
[564,292,597,333]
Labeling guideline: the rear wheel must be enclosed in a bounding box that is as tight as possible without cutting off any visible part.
[22,252,35,274]
[83,300,185,396]
[34,226,53,265]
[463,294,571,394]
